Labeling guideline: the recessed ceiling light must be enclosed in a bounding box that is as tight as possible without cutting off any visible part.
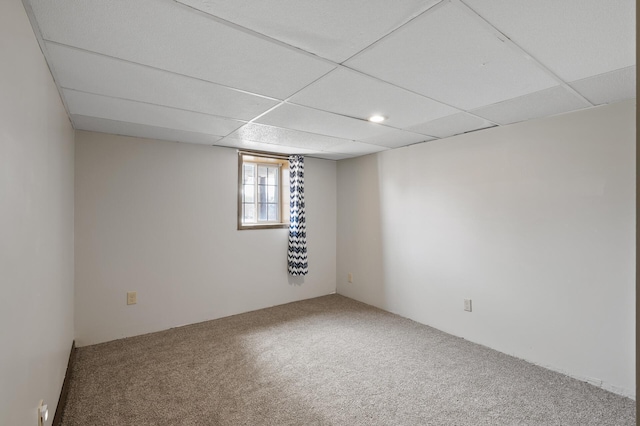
[368,115,386,123]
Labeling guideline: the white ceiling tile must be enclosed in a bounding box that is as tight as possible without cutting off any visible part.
[471,86,590,125]
[322,141,390,156]
[47,43,279,121]
[225,123,351,151]
[289,67,460,129]
[408,113,495,139]
[463,0,636,82]
[256,103,432,149]
[570,66,637,106]
[175,0,441,63]
[310,152,354,161]
[345,2,557,110]
[72,115,222,145]
[217,138,319,155]
[359,130,433,148]
[64,90,244,136]
[29,0,335,99]
[256,103,419,142]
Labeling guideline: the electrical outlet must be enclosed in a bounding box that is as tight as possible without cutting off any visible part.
[464,299,472,312]
[348,273,353,283]
[38,400,48,426]
[127,291,137,305]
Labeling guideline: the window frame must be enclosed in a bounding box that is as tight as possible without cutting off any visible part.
[237,151,290,230]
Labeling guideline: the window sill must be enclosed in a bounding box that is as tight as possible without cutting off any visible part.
[238,223,290,230]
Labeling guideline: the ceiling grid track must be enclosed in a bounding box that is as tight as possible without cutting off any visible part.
[171,0,337,68]
[20,0,76,128]
[172,0,484,127]
[454,0,595,107]
[338,0,448,65]
[44,40,283,102]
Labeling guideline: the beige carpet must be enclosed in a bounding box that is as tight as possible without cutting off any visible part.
[60,294,635,425]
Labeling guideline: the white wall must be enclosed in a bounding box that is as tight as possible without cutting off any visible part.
[0,1,75,424]
[337,100,635,398]
[75,131,337,346]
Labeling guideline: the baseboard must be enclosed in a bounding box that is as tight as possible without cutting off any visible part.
[52,340,77,426]
[535,362,636,400]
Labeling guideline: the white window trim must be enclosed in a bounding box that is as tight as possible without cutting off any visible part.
[237,151,290,230]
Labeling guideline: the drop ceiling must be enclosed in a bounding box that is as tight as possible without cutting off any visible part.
[23,0,635,160]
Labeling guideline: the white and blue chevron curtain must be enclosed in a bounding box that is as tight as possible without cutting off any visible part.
[288,155,308,275]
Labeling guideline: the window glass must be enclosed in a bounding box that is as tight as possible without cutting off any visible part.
[238,153,289,230]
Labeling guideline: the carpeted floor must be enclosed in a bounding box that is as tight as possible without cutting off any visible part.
[60,294,635,425]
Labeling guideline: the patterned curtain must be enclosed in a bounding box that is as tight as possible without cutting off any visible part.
[288,155,308,276]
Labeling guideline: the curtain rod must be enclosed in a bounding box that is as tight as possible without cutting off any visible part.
[238,150,291,160]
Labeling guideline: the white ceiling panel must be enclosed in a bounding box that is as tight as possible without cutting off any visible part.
[323,141,390,156]
[289,67,460,129]
[217,137,320,156]
[29,0,335,99]
[225,123,352,151]
[462,0,636,82]
[345,2,557,110]
[64,90,245,137]
[256,103,422,143]
[72,115,222,145]
[570,66,637,106]
[409,113,495,139]
[257,103,432,149]
[359,130,433,149]
[175,0,441,63]
[472,86,590,125]
[47,43,279,121]
[311,152,358,161]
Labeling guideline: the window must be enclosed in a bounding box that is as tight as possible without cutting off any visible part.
[238,151,290,230]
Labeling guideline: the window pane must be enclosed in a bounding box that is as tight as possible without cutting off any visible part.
[257,184,267,204]
[243,184,254,203]
[258,203,267,221]
[243,203,255,222]
[267,204,278,221]
[267,185,276,202]
[243,164,254,184]
[257,165,268,185]
[267,167,277,185]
